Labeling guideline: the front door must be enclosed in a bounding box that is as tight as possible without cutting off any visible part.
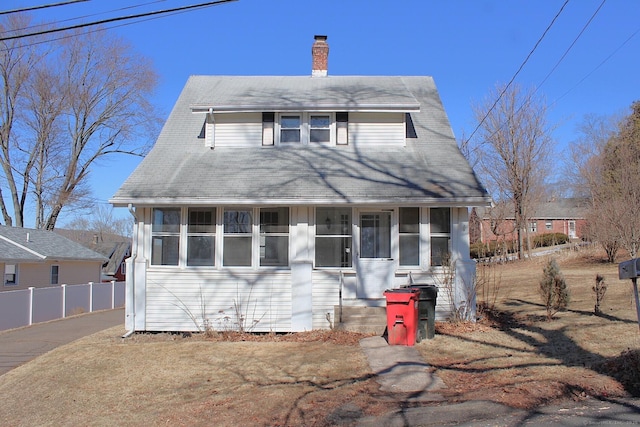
[355,211,395,299]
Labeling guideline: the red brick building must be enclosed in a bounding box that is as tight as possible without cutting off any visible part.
[473,198,588,244]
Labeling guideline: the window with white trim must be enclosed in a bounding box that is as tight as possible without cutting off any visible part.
[315,207,352,267]
[151,208,180,266]
[529,222,537,233]
[187,208,216,266]
[4,264,16,286]
[309,115,331,143]
[399,207,420,266]
[280,115,301,143]
[275,113,342,145]
[260,207,289,266]
[223,208,253,267]
[430,208,450,266]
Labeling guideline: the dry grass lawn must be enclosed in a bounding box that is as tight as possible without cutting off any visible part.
[1,245,639,426]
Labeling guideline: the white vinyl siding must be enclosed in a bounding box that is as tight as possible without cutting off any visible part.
[349,112,405,146]
[145,270,292,332]
[213,113,262,147]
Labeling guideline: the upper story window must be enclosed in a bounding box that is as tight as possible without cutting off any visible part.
[310,115,331,143]
[274,113,345,145]
[280,115,301,143]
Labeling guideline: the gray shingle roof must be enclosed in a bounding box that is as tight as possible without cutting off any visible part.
[476,198,588,220]
[0,226,106,263]
[111,75,490,207]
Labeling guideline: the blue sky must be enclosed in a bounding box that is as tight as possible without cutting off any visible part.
[18,0,640,225]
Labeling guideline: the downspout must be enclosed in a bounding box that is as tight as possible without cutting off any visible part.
[122,203,138,338]
[339,271,343,324]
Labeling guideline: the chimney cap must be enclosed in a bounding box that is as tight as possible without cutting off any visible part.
[314,35,327,41]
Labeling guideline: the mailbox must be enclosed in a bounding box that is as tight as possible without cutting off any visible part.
[619,258,640,280]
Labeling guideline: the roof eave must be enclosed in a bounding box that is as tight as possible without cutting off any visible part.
[111,196,492,208]
[190,104,421,113]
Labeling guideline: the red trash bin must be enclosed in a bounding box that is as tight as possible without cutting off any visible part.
[384,288,420,346]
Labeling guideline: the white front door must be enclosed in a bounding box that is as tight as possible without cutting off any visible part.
[355,211,395,299]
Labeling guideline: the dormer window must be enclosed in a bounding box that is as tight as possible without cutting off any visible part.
[276,113,344,145]
[280,115,301,143]
[310,115,330,143]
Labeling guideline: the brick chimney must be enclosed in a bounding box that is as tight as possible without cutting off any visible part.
[311,35,328,77]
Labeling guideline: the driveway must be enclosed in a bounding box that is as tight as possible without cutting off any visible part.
[0,308,124,376]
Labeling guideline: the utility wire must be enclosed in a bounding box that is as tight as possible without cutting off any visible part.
[534,0,606,93]
[0,0,88,16]
[550,23,640,110]
[1,1,167,36]
[0,0,238,42]
[464,0,570,144]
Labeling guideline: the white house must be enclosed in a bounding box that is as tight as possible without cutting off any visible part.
[111,36,491,333]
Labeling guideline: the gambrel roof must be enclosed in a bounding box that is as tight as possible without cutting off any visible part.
[111,75,490,207]
[0,226,107,264]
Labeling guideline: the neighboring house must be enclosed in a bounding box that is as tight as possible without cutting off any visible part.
[0,225,105,291]
[475,198,588,244]
[55,229,131,282]
[110,35,491,333]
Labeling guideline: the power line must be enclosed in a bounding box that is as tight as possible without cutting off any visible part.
[0,0,238,42]
[1,1,167,36]
[464,0,570,144]
[550,23,640,110]
[0,0,89,16]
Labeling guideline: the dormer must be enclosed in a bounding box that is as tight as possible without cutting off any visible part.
[190,36,420,149]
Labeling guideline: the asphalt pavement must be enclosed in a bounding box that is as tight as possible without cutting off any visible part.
[0,308,124,376]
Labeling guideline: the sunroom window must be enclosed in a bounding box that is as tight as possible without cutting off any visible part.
[316,207,352,267]
[430,207,450,267]
[260,207,289,266]
[151,208,180,266]
[223,209,252,267]
[399,207,420,266]
[187,208,216,266]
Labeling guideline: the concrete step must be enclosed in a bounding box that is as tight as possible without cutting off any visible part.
[334,306,387,335]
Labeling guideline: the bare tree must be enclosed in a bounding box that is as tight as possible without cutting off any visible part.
[41,29,158,230]
[64,204,132,240]
[571,103,640,261]
[469,83,554,259]
[0,13,159,229]
[0,14,46,227]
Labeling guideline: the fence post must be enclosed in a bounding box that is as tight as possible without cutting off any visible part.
[61,284,67,318]
[89,282,94,313]
[28,287,35,326]
[111,280,116,309]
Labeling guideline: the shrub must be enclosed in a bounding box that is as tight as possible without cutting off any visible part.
[533,233,570,248]
[539,258,570,320]
[593,274,607,315]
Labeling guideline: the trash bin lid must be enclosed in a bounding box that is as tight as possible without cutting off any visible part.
[409,284,438,299]
[384,288,420,302]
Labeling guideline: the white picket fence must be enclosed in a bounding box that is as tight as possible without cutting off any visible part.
[0,281,125,331]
